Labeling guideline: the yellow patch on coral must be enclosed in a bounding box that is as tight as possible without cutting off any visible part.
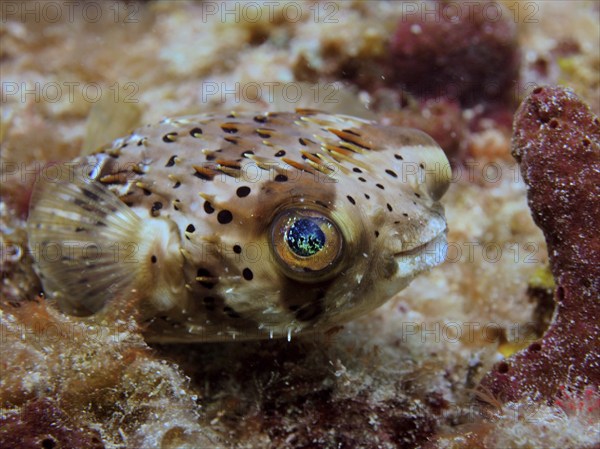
[528,265,555,290]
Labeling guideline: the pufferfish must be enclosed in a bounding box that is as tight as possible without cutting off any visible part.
[27,109,451,342]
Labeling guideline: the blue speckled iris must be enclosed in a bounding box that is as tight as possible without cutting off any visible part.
[286,218,325,257]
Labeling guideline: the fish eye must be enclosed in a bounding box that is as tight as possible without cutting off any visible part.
[270,209,343,280]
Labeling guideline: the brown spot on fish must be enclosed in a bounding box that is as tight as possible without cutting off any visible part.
[193,164,217,181]
[327,127,373,150]
[220,123,239,134]
[256,128,275,138]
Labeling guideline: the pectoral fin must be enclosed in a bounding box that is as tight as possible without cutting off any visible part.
[27,170,143,316]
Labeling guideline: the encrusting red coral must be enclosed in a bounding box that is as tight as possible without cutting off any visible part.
[0,398,105,449]
[478,86,600,402]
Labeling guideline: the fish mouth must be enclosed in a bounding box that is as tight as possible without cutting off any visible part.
[393,229,448,269]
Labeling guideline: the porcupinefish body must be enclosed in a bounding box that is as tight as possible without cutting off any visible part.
[27,110,451,342]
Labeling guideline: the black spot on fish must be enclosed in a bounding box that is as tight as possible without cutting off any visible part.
[163,132,178,143]
[221,124,239,134]
[204,201,215,214]
[166,155,177,167]
[197,268,216,289]
[193,171,211,181]
[217,210,233,224]
[236,186,251,197]
[254,115,268,123]
[190,127,203,137]
[151,202,163,216]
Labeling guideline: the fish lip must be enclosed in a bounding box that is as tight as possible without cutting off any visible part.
[392,229,447,258]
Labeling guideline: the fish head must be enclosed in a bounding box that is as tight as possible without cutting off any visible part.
[178,119,451,337]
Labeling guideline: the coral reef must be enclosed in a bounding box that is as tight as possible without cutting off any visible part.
[518,2,600,115]
[0,193,41,305]
[0,301,222,449]
[479,86,600,402]
[1,2,599,448]
[0,398,105,449]
[425,86,600,449]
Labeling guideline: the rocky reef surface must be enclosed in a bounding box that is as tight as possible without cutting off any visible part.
[430,85,600,449]
[481,86,599,402]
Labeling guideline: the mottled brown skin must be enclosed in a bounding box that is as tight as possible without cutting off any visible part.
[479,86,600,402]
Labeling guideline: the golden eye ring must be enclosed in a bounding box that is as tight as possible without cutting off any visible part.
[270,208,344,281]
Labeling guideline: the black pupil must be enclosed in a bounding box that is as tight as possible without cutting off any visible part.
[286,219,326,257]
